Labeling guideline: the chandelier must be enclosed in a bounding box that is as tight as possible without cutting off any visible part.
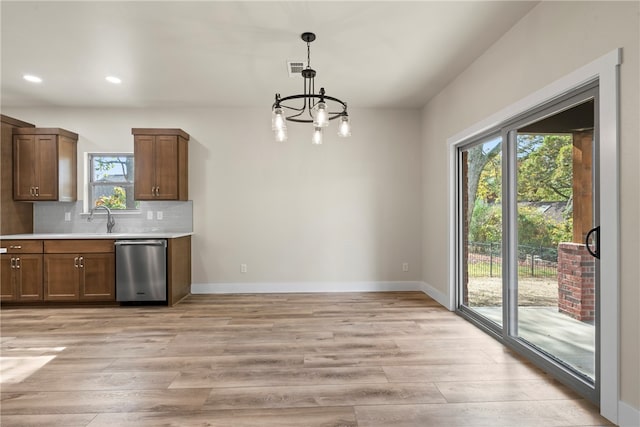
[271,32,351,144]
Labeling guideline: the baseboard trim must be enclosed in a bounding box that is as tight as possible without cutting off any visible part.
[191,281,426,295]
[418,281,453,311]
[192,281,453,310]
[619,400,640,427]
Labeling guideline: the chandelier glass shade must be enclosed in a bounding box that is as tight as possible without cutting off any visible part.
[271,32,351,144]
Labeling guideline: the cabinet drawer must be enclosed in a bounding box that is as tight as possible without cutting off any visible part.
[44,240,115,254]
[1,240,43,254]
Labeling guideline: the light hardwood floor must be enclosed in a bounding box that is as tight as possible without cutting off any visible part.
[1,292,611,426]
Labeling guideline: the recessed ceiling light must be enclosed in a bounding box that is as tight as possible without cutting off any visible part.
[105,76,122,84]
[23,74,43,83]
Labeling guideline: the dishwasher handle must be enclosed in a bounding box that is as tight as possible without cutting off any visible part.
[115,240,167,247]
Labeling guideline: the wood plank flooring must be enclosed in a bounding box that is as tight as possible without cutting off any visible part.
[0,292,611,426]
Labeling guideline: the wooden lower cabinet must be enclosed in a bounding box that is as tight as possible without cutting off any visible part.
[44,240,115,302]
[2,236,189,306]
[167,235,191,306]
[80,253,115,300]
[0,239,44,302]
[44,253,79,301]
[0,255,13,299]
[1,253,43,301]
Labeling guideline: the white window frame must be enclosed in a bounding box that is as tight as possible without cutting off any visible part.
[86,152,138,213]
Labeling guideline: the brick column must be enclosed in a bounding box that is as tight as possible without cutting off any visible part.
[557,242,595,321]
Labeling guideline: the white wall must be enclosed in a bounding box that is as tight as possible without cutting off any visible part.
[4,106,423,287]
[420,0,639,414]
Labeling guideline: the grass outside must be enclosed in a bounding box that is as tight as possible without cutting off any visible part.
[466,276,558,307]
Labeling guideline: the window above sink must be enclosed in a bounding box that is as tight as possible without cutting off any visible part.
[87,153,139,212]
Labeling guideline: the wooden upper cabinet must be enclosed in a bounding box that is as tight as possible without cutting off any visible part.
[1,115,35,235]
[133,135,156,200]
[132,128,189,201]
[13,128,78,201]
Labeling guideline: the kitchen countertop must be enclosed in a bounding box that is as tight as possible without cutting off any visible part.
[0,232,193,240]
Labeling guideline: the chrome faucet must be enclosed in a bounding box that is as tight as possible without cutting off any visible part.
[88,205,116,233]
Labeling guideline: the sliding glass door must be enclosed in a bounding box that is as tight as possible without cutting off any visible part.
[456,84,599,402]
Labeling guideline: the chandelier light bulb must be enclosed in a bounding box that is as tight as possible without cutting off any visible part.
[338,115,351,137]
[312,127,323,145]
[275,126,288,142]
[272,107,286,131]
[313,102,329,128]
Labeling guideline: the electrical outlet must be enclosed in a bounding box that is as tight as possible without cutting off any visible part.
[240,264,247,273]
[402,262,409,272]
[156,211,163,220]
[64,212,71,221]
[147,211,153,220]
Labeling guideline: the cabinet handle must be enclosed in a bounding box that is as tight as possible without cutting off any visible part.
[74,256,79,268]
[35,187,39,197]
[10,258,15,269]
[15,257,20,269]
[156,186,160,196]
[9,245,22,249]
[29,187,34,196]
[79,256,84,268]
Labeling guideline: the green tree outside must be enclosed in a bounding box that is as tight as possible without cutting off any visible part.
[470,134,573,248]
[96,186,127,210]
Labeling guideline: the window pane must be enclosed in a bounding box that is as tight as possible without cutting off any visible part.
[460,135,503,327]
[89,154,136,210]
[515,98,596,381]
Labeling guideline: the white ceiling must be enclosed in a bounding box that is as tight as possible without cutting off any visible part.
[1,1,538,109]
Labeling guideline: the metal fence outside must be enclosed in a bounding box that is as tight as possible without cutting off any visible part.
[467,241,558,278]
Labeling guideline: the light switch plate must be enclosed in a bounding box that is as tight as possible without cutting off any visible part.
[147,211,153,220]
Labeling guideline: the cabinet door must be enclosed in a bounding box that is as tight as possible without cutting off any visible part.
[17,254,43,301]
[80,253,115,301]
[44,254,80,301]
[35,135,59,200]
[0,255,17,301]
[134,135,157,200]
[13,135,37,200]
[154,135,179,200]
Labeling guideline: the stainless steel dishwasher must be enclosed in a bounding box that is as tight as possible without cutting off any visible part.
[115,240,167,302]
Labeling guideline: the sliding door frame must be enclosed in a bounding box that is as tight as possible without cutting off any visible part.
[447,49,620,423]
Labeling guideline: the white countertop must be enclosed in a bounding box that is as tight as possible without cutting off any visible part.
[0,232,193,240]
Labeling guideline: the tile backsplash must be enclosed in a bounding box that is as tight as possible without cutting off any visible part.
[34,201,192,234]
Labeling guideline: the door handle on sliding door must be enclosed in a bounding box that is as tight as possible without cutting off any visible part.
[585,226,600,259]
